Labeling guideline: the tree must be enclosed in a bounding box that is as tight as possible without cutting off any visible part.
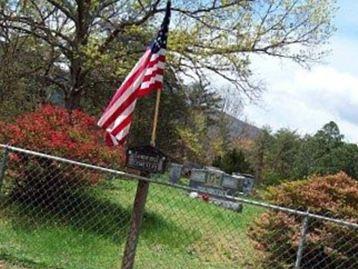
[185,82,222,119]
[294,121,358,179]
[0,0,336,109]
[251,128,301,185]
[334,143,358,178]
[0,34,48,119]
[248,122,358,185]
[251,127,273,183]
[315,121,344,146]
[266,129,301,181]
[175,83,228,164]
[213,148,252,174]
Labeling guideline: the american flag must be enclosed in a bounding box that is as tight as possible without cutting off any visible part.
[98,1,171,146]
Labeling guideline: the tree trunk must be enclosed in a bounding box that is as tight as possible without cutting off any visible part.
[65,89,82,110]
[64,0,91,110]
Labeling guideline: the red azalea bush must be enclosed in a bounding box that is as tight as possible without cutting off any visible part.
[0,104,125,166]
[0,105,125,209]
[249,172,358,268]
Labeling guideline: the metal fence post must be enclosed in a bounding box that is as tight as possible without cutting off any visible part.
[121,179,150,269]
[295,211,310,269]
[0,146,9,192]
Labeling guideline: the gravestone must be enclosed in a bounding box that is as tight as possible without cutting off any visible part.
[188,167,247,212]
[189,168,254,196]
[233,173,255,194]
[242,174,255,194]
[189,168,229,196]
[169,163,183,184]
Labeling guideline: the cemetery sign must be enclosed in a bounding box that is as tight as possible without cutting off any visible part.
[126,145,167,174]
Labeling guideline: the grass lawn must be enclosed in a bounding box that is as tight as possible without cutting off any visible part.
[0,178,264,269]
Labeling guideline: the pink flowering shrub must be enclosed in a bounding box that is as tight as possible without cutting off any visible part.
[249,172,358,268]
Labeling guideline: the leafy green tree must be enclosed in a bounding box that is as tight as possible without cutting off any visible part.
[294,121,358,179]
[186,83,222,118]
[265,129,301,183]
[250,128,301,185]
[250,122,358,185]
[251,127,273,183]
[175,83,227,163]
[0,35,48,119]
[0,0,336,108]
[213,148,252,175]
[334,143,358,178]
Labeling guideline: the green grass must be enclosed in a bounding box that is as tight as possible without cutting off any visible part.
[0,178,264,269]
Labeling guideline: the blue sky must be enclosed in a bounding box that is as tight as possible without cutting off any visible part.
[243,0,358,143]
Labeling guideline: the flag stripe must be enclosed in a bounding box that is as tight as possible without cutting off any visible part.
[105,132,119,146]
[101,89,138,130]
[108,100,137,134]
[147,56,166,68]
[106,50,151,110]
[111,113,133,137]
[98,1,171,146]
[138,82,163,97]
[98,56,151,128]
[98,50,151,127]
[115,124,131,142]
[140,76,163,90]
[144,63,165,77]
[116,133,129,145]
[143,69,164,83]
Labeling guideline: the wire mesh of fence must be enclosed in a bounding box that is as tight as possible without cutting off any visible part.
[0,144,357,269]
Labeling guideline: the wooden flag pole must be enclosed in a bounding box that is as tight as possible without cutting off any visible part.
[150,89,162,147]
[121,178,150,269]
[122,1,169,266]
[121,89,162,269]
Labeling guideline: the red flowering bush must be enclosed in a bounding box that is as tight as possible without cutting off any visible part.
[249,172,358,268]
[0,104,125,166]
[0,105,125,209]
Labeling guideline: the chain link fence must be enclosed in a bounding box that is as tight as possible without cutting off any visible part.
[0,144,357,269]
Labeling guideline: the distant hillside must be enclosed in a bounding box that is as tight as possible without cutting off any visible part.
[224,113,261,140]
[211,112,261,141]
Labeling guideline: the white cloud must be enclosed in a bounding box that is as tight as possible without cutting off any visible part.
[328,36,358,77]
[244,63,358,143]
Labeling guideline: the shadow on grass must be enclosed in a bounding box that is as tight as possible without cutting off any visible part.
[0,252,51,269]
[0,181,195,249]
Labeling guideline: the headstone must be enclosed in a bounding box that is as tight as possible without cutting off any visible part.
[206,167,224,187]
[212,199,243,212]
[242,174,255,194]
[169,163,183,184]
[189,168,232,196]
[189,168,256,196]
[126,145,167,174]
[232,172,255,194]
[189,169,207,189]
[222,174,240,189]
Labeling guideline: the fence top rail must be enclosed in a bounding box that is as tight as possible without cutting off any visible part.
[1,143,357,229]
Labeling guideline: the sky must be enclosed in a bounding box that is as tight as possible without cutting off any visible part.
[242,0,358,143]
